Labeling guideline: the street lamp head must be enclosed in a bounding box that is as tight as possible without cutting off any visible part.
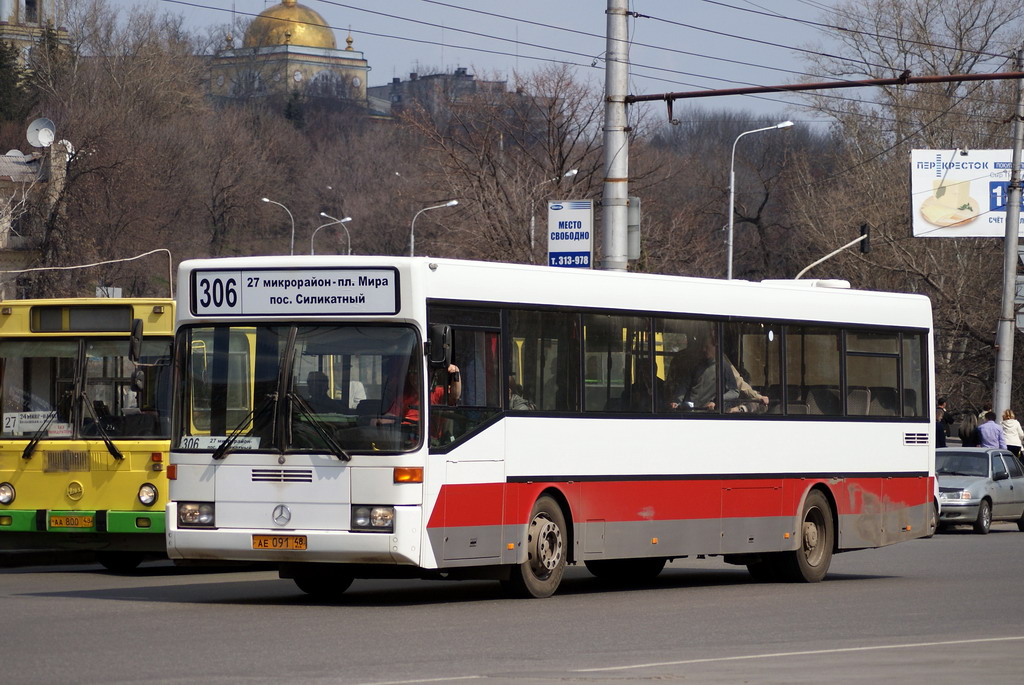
[261,197,270,203]
[565,169,579,178]
[445,199,459,207]
[776,120,795,129]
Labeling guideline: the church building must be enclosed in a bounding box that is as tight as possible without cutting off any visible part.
[209,0,386,115]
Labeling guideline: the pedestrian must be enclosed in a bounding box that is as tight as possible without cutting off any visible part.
[935,407,947,448]
[1001,409,1024,457]
[978,402,993,422]
[958,412,981,447]
[978,411,1006,449]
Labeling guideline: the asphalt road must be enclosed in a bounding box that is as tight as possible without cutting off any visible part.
[2,523,1022,685]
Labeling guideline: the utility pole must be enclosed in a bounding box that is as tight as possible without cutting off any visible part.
[600,0,630,272]
[994,49,1024,418]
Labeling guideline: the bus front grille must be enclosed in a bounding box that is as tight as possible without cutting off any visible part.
[43,450,91,472]
[251,468,314,483]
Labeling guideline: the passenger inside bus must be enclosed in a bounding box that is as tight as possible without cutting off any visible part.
[669,335,721,411]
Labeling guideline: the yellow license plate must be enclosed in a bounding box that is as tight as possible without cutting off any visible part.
[252,535,307,550]
[50,515,94,528]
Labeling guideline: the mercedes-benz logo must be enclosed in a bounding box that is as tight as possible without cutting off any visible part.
[272,504,291,526]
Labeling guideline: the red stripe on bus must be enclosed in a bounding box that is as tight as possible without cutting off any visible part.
[426,476,931,529]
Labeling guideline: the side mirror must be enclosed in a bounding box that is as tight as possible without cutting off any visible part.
[993,470,1009,482]
[130,368,146,394]
[128,318,144,363]
[427,324,452,368]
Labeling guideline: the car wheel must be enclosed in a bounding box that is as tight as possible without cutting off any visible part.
[973,499,992,535]
[924,501,938,538]
[1017,512,1024,532]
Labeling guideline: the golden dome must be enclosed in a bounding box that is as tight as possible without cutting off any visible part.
[243,0,336,50]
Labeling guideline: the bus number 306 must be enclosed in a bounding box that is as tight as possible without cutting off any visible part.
[197,277,238,310]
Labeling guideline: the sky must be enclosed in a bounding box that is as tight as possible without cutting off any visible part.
[136,0,842,125]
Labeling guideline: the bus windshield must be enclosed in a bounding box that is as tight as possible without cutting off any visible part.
[181,324,421,454]
[0,338,172,439]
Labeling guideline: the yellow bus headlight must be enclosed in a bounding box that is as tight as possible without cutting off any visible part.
[0,482,14,505]
[138,483,158,507]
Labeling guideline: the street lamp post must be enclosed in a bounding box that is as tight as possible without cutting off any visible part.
[261,197,296,256]
[727,121,793,279]
[410,200,459,257]
[312,213,352,255]
[530,169,578,255]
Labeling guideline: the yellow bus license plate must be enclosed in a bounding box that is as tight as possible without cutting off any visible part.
[252,535,307,550]
[50,515,93,528]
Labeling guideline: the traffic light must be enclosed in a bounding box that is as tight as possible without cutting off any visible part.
[859,223,870,254]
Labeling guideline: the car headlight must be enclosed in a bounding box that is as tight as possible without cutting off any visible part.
[940,490,972,501]
[178,502,215,527]
[138,483,158,507]
[0,482,14,505]
[351,505,394,532]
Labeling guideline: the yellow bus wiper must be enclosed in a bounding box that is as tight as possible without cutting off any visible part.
[80,391,124,461]
[211,392,278,461]
[21,411,58,460]
[287,392,351,462]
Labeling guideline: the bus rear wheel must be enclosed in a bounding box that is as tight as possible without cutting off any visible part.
[777,489,833,583]
[504,496,567,598]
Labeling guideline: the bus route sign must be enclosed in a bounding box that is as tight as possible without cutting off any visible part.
[191,267,399,316]
[547,200,593,268]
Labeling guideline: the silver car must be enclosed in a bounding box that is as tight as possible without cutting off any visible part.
[936,447,1024,534]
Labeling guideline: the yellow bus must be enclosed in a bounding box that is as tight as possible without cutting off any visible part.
[0,299,173,571]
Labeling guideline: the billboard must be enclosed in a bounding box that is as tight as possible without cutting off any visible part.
[911,149,1024,238]
[547,200,593,268]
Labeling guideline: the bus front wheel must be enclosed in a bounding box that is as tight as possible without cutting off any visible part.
[97,552,145,573]
[291,568,354,599]
[504,496,567,598]
[778,489,833,583]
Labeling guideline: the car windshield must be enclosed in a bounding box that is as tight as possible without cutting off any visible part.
[936,452,989,477]
[179,324,421,454]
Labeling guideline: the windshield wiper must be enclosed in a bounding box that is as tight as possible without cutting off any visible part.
[211,392,279,461]
[80,391,124,461]
[21,411,58,461]
[287,392,351,461]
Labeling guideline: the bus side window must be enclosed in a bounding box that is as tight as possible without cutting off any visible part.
[508,309,580,412]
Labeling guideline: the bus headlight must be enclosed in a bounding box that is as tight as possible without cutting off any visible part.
[0,482,14,505]
[138,483,158,507]
[178,502,215,527]
[351,505,394,532]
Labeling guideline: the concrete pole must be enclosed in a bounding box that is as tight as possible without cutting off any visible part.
[994,50,1024,419]
[600,0,630,272]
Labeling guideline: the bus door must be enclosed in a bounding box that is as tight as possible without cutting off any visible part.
[426,308,504,562]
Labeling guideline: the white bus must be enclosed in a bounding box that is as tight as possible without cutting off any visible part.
[166,256,936,598]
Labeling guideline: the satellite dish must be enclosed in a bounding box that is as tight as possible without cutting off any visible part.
[6,149,24,157]
[27,118,56,148]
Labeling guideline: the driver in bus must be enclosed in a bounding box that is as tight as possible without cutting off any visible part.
[381,361,461,426]
[305,371,345,414]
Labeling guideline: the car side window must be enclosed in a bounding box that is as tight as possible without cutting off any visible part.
[1006,454,1024,479]
[993,456,1008,479]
